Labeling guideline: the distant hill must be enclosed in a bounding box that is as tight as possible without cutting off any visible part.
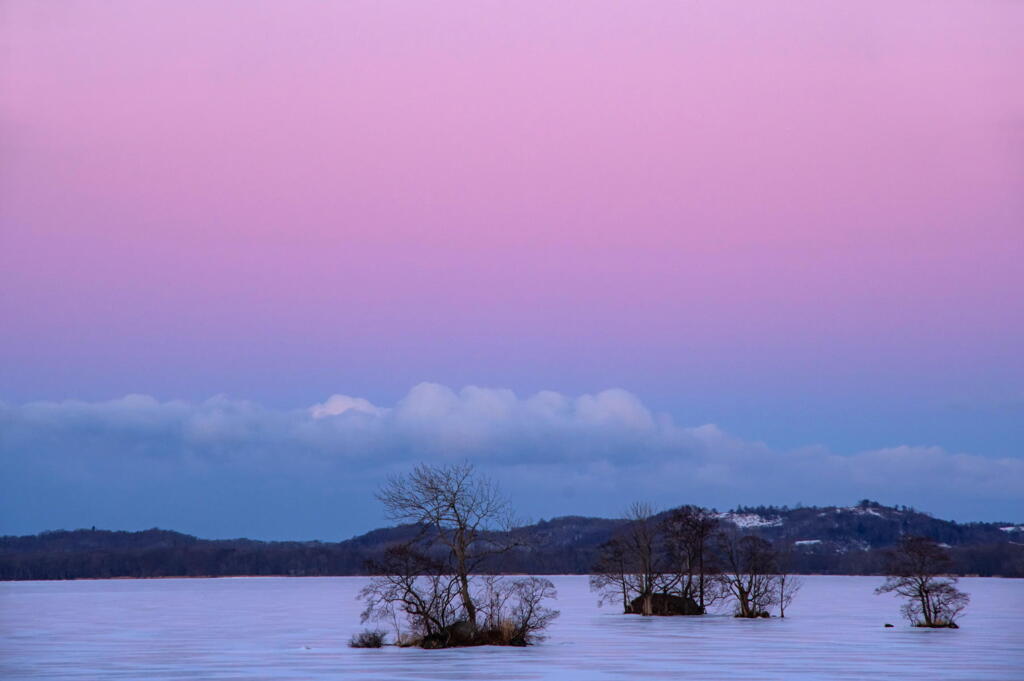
[2,501,1021,580]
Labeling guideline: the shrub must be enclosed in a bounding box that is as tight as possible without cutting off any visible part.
[349,629,387,648]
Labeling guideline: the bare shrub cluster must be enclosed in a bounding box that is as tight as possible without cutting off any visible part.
[348,629,386,648]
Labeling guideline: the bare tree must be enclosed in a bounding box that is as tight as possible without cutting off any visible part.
[589,534,634,612]
[590,502,679,616]
[620,502,663,616]
[478,575,560,645]
[359,544,460,643]
[590,503,716,616]
[775,573,802,618]
[360,462,559,647]
[875,536,969,628]
[662,505,720,612]
[773,540,803,618]
[376,462,517,627]
[716,531,780,618]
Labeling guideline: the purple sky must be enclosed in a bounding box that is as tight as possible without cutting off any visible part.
[1,1,1022,538]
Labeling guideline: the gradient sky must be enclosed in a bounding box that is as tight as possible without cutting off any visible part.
[1,1,1022,539]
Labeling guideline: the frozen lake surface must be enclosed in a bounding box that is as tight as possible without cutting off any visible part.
[1,575,1021,680]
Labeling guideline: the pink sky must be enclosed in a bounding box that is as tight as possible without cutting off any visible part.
[1,1,1022,455]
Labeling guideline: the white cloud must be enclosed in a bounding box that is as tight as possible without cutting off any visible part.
[310,394,386,419]
[2,383,1021,538]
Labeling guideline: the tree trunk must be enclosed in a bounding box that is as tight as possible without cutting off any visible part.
[698,548,705,612]
[460,573,476,625]
[737,587,751,617]
[919,588,932,627]
[454,537,477,627]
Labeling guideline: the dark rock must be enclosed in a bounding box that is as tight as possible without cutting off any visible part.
[420,621,477,648]
[625,593,704,616]
[447,620,477,643]
[420,632,445,648]
[884,623,894,628]
[734,610,771,618]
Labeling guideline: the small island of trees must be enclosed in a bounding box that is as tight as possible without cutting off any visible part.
[353,462,559,648]
[589,502,803,619]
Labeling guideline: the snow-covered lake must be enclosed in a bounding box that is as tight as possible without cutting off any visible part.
[1,575,1021,680]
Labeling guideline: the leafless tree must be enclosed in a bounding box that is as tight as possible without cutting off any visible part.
[376,462,518,626]
[590,502,679,616]
[360,462,559,647]
[773,540,803,618]
[358,544,461,642]
[775,573,802,618]
[620,502,664,616]
[716,531,780,618]
[662,505,720,611]
[875,536,969,628]
[478,575,560,644]
[591,503,732,617]
[589,534,634,612]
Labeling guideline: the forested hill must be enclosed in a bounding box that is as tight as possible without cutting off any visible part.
[2,501,1021,580]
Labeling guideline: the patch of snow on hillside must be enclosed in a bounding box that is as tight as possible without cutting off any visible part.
[794,540,821,546]
[1000,526,1023,533]
[716,513,783,528]
[847,507,884,517]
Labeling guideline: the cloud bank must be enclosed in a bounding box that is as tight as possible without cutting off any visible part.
[2,384,1020,539]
